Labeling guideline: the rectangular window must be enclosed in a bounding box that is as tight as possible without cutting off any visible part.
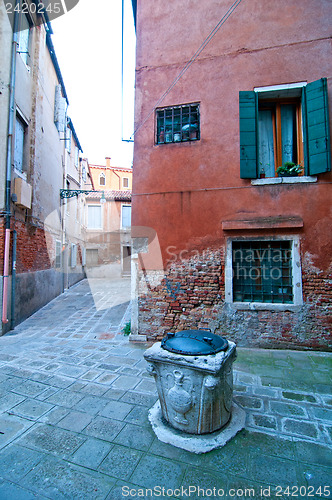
[74,146,79,168]
[156,103,200,144]
[121,205,131,228]
[239,79,331,178]
[87,205,102,229]
[14,115,26,173]
[258,99,303,177]
[66,127,72,153]
[18,13,31,65]
[70,243,77,268]
[232,241,293,304]
[55,240,62,268]
[81,247,86,266]
[123,177,129,188]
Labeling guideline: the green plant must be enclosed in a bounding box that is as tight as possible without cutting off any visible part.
[276,161,303,176]
[122,321,131,336]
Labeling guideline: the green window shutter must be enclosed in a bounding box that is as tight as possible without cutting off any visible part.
[239,91,258,179]
[305,78,331,175]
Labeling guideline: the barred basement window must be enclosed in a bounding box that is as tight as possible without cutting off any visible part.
[232,241,293,303]
[156,103,200,144]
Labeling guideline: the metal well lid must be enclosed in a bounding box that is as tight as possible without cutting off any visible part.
[161,330,228,356]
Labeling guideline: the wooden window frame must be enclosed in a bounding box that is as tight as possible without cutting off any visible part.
[258,98,304,177]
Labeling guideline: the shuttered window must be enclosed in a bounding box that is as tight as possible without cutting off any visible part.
[55,240,62,268]
[239,79,330,178]
[14,115,26,172]
[122,205,131,228]
[87,205,102,229]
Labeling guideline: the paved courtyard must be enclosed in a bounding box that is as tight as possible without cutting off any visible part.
[0,278,331,499]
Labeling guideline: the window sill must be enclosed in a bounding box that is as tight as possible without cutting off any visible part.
[251,176,317,186]
[227,302,302,311]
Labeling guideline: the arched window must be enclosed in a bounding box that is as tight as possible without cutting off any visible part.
[99,173,106,186]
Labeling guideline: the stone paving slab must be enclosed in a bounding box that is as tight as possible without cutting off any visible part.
[0,278,331,499]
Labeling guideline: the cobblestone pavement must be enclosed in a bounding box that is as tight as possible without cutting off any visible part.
[0,278,331,499]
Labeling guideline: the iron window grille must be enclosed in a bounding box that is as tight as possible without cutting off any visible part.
[232,241,293,303]
[156,103,200,144]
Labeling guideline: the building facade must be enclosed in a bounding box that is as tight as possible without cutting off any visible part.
[131,0,332,349]
[0,3,84,333]
[84,159,132,278]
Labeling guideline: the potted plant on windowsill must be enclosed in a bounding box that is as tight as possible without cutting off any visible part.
[276,162,303,177]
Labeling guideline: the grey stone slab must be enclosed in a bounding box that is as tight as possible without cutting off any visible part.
[149,438,202,466]
[71,438,113,469]
[95,373,119,385]
[55,364,89,378]
[21,455,115,500]
[310,407,332,422]
[120,391,158,407]
[124,406,150,427]
[0,392,26,412]
[134,379,158,394]
[234,395,264,410]
[295,440,332,467]
[111,375,139,391]
[80,383,109,397]
[18,424,86,458]
[270,401,308,418]
[0,414,35,449]
[80,370,103,381]
[100,400,133,421]
[250,413,278,430]
[103,388,126,400]
[0,444,43,481]
[99,445,143,480]
[181,466,227,493]
[244,430,296,460]
[45,375,75,388]
[282,418,319,439]
[39,406,70,425]
[73,395,109,415]
[129,453,186,490]
[249,453,298,487]
[46,389,85,408]
[57,411,92,433]
[83,416,125,442]
[282,391,318,403]
[113,423,154,451]
[1,378,33,395]
[10,398,54,419]
[0,480,47,500]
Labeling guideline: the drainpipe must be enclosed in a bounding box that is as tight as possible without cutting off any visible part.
[2,7,19,325]
[10,230,17,329]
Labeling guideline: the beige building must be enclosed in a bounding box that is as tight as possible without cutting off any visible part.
[0,3,84,332]
[83,159,132,278]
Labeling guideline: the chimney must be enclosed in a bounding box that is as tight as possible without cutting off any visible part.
[105,157,111,168]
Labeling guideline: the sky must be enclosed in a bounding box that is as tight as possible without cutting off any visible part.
[51,0,136,168]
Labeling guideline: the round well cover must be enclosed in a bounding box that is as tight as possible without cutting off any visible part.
[161,330,228,356]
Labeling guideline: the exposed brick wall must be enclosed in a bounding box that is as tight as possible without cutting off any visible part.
[137,247,332,350]
[14,219,52,273]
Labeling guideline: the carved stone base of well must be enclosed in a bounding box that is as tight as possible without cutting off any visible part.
[148,400,246,454]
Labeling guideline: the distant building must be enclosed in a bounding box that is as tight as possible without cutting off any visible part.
[84,158,132,278]
[131,0,332,349]
[0,6,84,333]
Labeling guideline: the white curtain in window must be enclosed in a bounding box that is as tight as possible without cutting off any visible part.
[258,109,275,177]
[281,104,295,164]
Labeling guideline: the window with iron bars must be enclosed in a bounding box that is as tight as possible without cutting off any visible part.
[156,103,200,144]
[232,241,293,303]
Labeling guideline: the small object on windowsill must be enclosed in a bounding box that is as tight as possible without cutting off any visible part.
[276,161,303,177]
[260,168,265,179]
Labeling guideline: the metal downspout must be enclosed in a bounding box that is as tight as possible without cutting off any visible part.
[10,230,17,329]
[2,6,19,325]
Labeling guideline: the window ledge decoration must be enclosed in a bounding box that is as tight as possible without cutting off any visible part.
[251,176,317,186]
